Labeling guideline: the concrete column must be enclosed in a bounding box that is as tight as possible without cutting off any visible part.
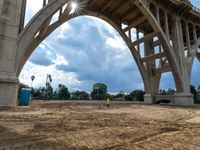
[171,16,194,105]
[136,30,140,53]
[144,38,160,104]
[19,0,26,33]
[193,24,197,44]
[174,93,194,106]
[0,0,23,107]
[185,22,191,56]
[156,7,160,23]
[43,0,47,7]
[165,12,170,41]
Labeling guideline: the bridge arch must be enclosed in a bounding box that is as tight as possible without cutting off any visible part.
[189,39,200,75]
[149,2,157,18]
[15,0,186,103]
[1,0,200,107]
[187,24,200,81]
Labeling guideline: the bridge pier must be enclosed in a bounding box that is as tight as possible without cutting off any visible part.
[0,74,18,107]
[171,14,195,106]
[0,0,23,108]
[143,77,160,104]
[174,93,194,106]
[144,94,156,104]
[145,93,194,105]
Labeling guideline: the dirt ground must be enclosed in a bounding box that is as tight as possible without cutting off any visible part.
[0,101,200,150]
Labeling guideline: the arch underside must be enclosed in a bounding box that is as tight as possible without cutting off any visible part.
[148,0,200,94]
[16,0,185,97]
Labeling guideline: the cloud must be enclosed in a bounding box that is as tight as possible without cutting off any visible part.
[51,17,142,92]
[20,16,143,92]
[19,61,82,90]
[56,64,78,73]
[30,58,53,67]
[20,1,200,93]
[29,55,54,67]
[29,45,55,66]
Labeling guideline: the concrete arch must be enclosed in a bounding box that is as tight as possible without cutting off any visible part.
[189,39,200,88]
[15,0,184,98]
[149,2,157,18]
[18,12,150,85]
[187,41,200,91]
[187,23,200,80]
[189,38,200,72]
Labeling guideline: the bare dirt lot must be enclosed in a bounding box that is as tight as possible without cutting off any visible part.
[0,100,200,150]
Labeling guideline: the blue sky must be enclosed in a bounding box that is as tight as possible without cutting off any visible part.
[19,0,200,93]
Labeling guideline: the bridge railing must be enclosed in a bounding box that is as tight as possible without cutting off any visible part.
[192,5,200,14]
[173,0,200,14]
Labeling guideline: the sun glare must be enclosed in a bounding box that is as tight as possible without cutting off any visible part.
[69,2,78,14]
[71,3,77,10]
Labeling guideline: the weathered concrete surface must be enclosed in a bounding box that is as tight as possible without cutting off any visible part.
[144,94,156,104]
[0,0,23,107]
[174,93,194,106]
[0,73,18,107]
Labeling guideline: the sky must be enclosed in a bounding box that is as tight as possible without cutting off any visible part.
[19,0,200,93]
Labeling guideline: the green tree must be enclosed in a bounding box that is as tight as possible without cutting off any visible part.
[167,88,175,95]
[45,74,53,100]
[125,94,133,101]
[71,91,90,100]
[104,93,113,100]
[79,91,90,100]
[113,91,125,100]
[91,83,107,100]
[190,85,197,102]
[125,90,145,101]
[46,82,53,99]
[32,87,46,100]
[135,90,145,101]
[58,84,70,100]
[52,90,59,99]
[159,89,167,95]
[71,91,79,100]
[196,85,200,104]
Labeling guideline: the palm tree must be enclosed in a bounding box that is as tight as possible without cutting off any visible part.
[31,75,35,87]
[48,74,52,83]
[45,74,53,101]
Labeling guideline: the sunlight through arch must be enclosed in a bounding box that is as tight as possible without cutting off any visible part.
[19,15,144,93]
[191,58,200,88]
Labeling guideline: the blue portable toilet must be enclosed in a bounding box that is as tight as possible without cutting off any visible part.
[18,88,31,106]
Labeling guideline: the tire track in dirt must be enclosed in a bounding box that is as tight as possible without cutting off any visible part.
[0,101,200,149]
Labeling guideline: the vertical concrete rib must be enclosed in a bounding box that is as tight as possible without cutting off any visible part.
[19,0,26,33]
[165,12,170,41]
[185,22,191,56]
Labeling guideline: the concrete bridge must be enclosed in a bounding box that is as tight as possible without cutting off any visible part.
[0,0,200,107]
